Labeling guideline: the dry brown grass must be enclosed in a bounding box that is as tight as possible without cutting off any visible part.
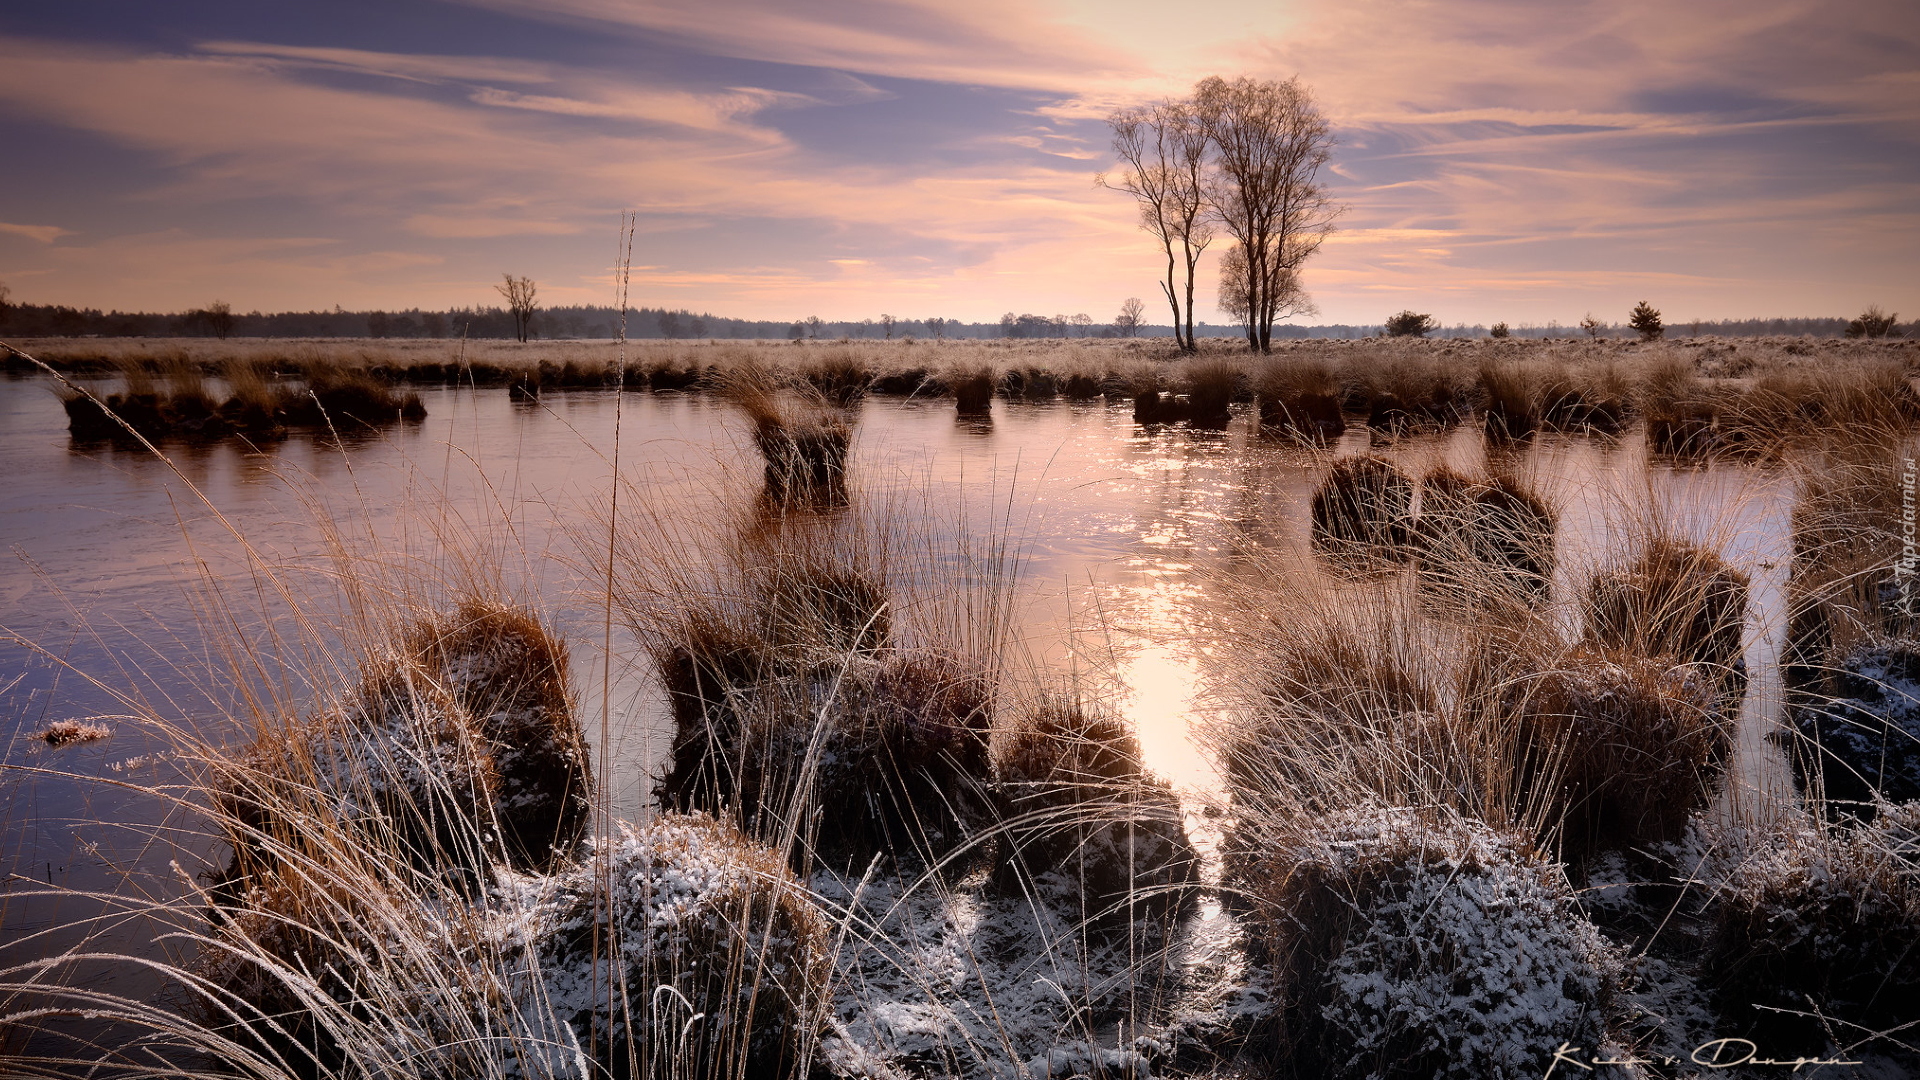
[716,365,854,504]
[1253,356,1345,444]
[624,502,1011,873]
[1309,455,1414,556]
[1414,467,1556,601]
[995,695,1197,928]
[1501,645,1730,862]
[1477,360,1537,440]
[1583,532,1750,680]
[1179,357,1244,429]
[948,361,996,416]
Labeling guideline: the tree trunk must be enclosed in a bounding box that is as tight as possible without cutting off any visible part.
[1161,258,1186,351]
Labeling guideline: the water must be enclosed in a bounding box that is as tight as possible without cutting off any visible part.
[0,373,1799,1013]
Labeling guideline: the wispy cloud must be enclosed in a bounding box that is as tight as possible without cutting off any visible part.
[0,223,72,244]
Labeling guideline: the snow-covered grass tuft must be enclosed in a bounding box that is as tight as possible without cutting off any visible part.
[213,601,593,897]
[500,813,832,1080]
[1784,634,1920,812]
[1702,807,1920,1056]
[1234,804,1626,1080]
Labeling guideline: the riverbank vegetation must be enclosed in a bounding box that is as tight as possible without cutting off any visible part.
[9,335,1917,454]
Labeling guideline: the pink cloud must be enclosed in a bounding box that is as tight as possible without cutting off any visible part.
[0,0,1914,323]
[0,223,72,243]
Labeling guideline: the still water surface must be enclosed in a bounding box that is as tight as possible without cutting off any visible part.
[0,374,1795,994]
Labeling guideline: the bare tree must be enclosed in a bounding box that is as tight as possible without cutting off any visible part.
[205,299,236,340]
[880,313,896,339]
[1070,313,1093,337]
[926,316,948,340]
[659,310,683,339]
[1219,243,1316,332]
[805,315,823,339]
[1115,297,1146,337]
[1193,76,1340,354]
[496,274,538,342]
[1103,101,1213,353]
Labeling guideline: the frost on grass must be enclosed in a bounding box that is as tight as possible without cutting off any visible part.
[196,814,827,1080]
[1702,806,1920,1056]
[1784,634,1920,812]
[410,599,594,872]
[34,718,111,745]
[216,602,593,895]
[486,813,831,1080]
[813,864,1202,1080]
[1235,804,1627,1080]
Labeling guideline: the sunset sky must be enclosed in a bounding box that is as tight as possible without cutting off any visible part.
[0,0,1915,326]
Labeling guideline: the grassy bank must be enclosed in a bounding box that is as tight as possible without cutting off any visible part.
[11,335,1917,452]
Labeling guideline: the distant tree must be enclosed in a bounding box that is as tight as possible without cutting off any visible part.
[367,311,391,339]
[1846,305,1900,338]
[1104,99,1213,352]
[1116,297,1146,337]
[1384,310,1435,338]
[690,315,708,339]
[0,281,13,324]
[1580,313,1603,339]
[880,313,896,339]
[1071,313,1093,337]
[1193,75,1341,354]
[1628,301,1663,341]
[659,310,683,339]
[805,315,823,340]
[422,311,447,338]
[927,316,948,340]
[1489,322,1510,338]
[496,274,538,342]
[205,299,235,340]
[788,322,805,341]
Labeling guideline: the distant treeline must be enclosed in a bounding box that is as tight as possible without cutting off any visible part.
[0,298,1900,342]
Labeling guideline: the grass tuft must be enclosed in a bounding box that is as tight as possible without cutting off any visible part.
[1232,804,1624,1080]
[1310,455,1414,558]
[995,696,1198,929]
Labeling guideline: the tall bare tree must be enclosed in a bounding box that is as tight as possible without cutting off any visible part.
[1102,101,1213,353]
[496,274,538,342]
[1116,297,1146,337]
[1193,76,1339,354]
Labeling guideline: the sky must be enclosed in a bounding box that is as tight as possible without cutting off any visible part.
[0,0,1915,326]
